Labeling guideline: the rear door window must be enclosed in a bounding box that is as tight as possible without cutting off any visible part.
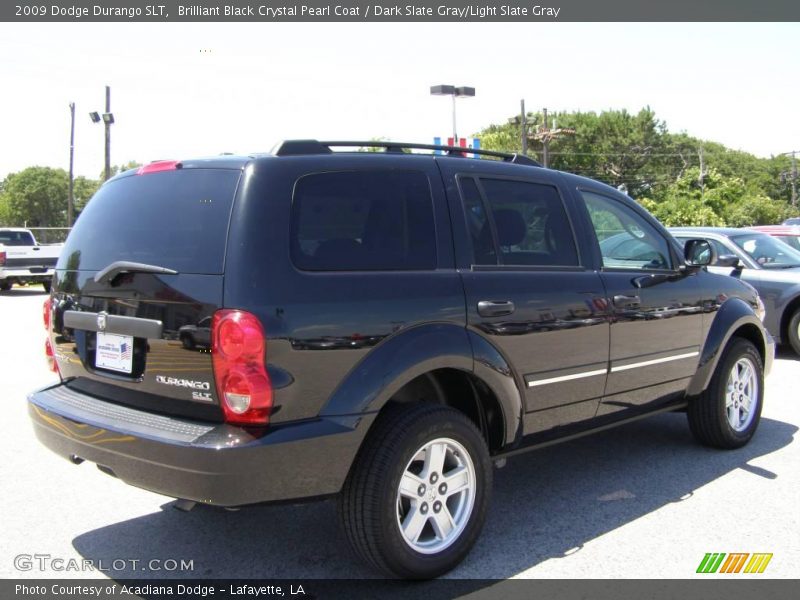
[290,170,437,271]
[58,169,240,274]
[460,177,579,267]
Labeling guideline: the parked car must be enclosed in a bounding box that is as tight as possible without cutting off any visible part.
[0,228,62,292]
[782,217,800,226]
[178,316,212,349]
[670,227,800,354]
[750,225,800,252]
[30,142,773,579]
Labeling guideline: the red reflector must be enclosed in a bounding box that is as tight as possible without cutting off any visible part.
[43,297,51,330]
[212,309,272,425]
[45,338,59,374]
[136,160,181,175]
[0,250,6,266]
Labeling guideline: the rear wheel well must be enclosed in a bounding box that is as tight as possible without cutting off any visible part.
[385,369,505,453]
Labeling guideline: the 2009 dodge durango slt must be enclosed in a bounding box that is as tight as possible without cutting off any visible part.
[30,140,774,578]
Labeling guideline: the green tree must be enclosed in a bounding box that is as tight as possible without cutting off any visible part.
[101,161,143,180]
[0,167,68,227]
[73,176,101,213]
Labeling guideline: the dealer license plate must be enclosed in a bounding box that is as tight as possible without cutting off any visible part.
[95,332,134,374]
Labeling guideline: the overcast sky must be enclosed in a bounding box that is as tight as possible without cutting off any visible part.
[0,22,798,180]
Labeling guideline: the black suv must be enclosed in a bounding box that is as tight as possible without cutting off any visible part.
[30,141,774,579]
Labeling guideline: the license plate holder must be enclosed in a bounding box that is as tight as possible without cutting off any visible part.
[95,332,134,374]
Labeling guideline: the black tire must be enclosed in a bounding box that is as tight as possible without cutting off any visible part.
[338,403,492,579]
[42,280,51,294]
[0,281,11,291]
[180,334,195,350]
[787,309,800,356]
[687,338,764,449]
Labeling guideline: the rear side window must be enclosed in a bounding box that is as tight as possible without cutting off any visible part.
[461,177,579,267]
[290,170,437,271]
[58,169,240,274]
[0,231,35,246]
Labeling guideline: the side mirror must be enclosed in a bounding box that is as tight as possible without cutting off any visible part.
[716,254,742,269]
[683,239,715,267]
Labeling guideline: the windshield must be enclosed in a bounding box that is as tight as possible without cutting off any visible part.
[730,232,800,268]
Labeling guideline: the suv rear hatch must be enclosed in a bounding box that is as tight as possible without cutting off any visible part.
[50,163,242,422]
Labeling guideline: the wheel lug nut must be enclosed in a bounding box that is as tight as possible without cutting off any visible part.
[417,484,426,496]
[439,483,447,495]
[420,503,428,514]
[430,473,438,484]
[433,501,441,513]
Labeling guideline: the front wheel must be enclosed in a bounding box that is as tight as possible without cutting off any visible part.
[339,403,492,579]
[687,338,764,449]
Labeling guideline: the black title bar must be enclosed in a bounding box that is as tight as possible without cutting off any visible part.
[4,0,800,22]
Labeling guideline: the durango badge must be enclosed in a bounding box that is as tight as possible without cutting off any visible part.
[155,375,211,391]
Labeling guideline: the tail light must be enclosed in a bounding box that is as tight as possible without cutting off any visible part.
[0,250,6,266]
[211,309,272,425]
[43,297,59,374]
[43,297,51,330]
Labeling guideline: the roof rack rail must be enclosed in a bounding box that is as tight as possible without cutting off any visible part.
[271,139,542,167]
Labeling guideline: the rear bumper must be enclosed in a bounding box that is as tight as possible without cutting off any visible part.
[1,268,53,280]
[28,383,375,506]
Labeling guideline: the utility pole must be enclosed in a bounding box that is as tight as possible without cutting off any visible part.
[104,85,111,181]
[779,151,798,208]
[698,146,705,201]
[520,99,528,155]
[531,107,575,168]
[541,108,549,167]
[68,102,75,227]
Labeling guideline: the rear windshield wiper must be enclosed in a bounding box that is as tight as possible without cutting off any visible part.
[94,261,178,284]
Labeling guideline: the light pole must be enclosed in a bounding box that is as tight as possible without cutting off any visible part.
[430,85,475,145]
[68,102,75,226]
[89,85,114,181]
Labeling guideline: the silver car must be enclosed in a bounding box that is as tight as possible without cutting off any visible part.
[670,227,800,355]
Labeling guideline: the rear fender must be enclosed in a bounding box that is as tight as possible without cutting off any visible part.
[320,323,473,417]
[319,323,522,447]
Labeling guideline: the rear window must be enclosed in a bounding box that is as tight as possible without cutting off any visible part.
[0,231,35,246]
[290,170,437,271]
[58,169,239,274]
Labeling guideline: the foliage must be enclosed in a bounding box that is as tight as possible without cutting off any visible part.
[103,161,143,179]
[0,167,69,227]
[475,108,795,227]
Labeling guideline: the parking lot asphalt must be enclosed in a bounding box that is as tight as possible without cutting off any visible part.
[1,287,797,581]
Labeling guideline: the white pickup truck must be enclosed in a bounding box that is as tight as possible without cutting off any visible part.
[0,228,63,292]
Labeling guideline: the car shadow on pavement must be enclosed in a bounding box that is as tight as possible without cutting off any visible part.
[775,346,799,361]
[71,412,796,587]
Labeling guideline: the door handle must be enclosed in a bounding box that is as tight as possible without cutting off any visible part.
[477,300,515,317]
[613,294,641,309]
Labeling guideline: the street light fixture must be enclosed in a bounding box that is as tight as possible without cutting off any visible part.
[430,84,475,145]
[89,86,114,181]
